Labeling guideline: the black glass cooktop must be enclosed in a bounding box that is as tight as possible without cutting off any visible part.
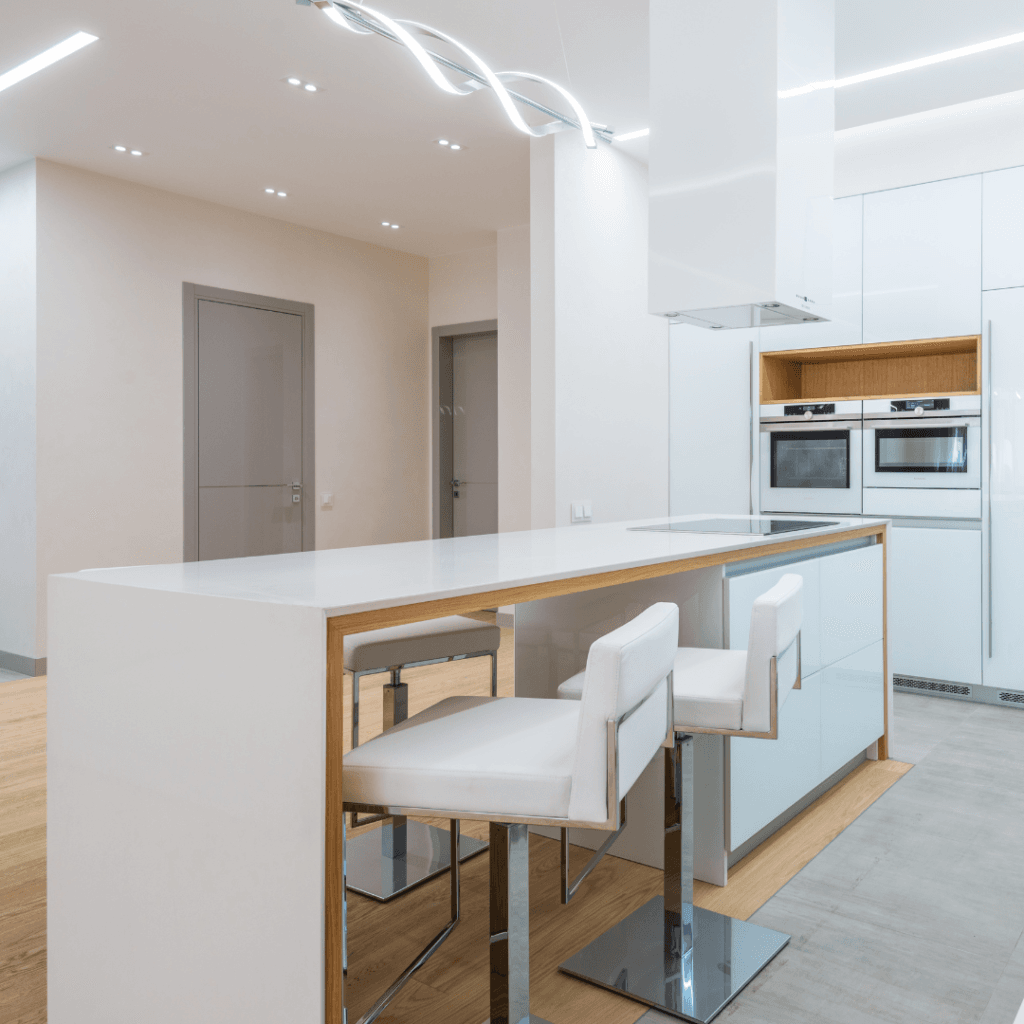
[629,518,839,536]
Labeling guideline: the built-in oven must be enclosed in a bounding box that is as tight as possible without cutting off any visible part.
[862,397,981,518]
[759,402,863,514]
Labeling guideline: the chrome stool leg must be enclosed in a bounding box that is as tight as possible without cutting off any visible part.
[489,822,553,1024]
[559,734,790,1022]
[346,666,488,902]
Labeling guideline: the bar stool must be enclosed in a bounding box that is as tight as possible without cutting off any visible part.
[345,615,500,901]
[555,575,803,1023]
[343,602,679,1024]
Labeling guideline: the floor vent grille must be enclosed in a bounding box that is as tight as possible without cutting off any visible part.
[894,675,971,697]
[999,691,1024,705]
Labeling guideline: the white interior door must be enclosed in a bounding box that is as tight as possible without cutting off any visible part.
[452,332,498,536]
[197,299,304,559]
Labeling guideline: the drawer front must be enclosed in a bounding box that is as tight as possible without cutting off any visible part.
[726,559,822,677]
[820,641,885,778]
[819,544,884,667]
[729,670,822,851]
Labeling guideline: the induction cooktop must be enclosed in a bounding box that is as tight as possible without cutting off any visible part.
[629,518,839,536]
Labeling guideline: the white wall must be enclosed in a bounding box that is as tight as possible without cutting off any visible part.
[836,89,1024,198]
[531,133,669,529]
[496,224,531,532]
[427,245,497,328]
[0,161,38,670]
[32,160,429,657]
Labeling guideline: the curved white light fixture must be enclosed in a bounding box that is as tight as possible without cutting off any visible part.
[311,0,600,148]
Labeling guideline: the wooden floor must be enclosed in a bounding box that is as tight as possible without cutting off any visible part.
[0,620,910,1024]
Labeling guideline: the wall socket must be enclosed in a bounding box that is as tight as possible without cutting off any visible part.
[570,500,592,523]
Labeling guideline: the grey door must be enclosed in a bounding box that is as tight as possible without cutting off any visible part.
[452,332,498,536]
[197,299,304,559]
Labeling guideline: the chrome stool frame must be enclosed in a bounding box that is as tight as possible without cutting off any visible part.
[346,648,497,903]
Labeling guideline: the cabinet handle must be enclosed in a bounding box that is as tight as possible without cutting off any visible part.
[988,319,993,659]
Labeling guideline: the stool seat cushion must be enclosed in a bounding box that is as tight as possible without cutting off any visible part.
[557,647,748,732]
[343,615,501,672]
[344,695,580,819]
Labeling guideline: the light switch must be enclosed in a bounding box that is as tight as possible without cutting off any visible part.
[571,501,592,523]
[321,492,334,509]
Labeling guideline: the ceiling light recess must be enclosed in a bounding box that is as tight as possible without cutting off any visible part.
[0,31,98,95]
[779,29,1024,98]
[308,0,607,149]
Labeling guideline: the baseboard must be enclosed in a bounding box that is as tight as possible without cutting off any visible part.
[0,649,46,677]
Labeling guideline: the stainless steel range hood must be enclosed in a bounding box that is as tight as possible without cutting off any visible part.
[648,0,835,329]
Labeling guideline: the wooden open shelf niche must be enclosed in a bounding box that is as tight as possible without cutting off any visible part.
[760,335,982,404]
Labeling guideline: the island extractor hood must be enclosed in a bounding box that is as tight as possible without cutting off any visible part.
[648,0,835,329]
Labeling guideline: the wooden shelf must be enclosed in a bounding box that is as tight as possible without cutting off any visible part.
[760,335,981,404]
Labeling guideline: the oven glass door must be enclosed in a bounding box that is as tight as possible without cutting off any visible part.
[771,430,850,489]
[875,426,966,474]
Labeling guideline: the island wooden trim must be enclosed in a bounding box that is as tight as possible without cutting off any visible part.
[760,334,981,404]
[324,522,888,1024]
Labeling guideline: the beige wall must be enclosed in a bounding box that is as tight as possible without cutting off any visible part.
[427,245,497,328]
[33,160,429,656]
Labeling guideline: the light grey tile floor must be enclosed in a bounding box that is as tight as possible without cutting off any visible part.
[638,692,1024,1024]
[0,667,29,684]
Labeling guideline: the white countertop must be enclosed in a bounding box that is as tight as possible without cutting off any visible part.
[56,514,886,618]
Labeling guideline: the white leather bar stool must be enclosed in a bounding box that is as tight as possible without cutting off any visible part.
[555,575,803,1023]
[343,602,679,1024]
[345,615,500,901]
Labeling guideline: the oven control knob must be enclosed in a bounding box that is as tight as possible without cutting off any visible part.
[914,406,924,416]
[804,410,813,420]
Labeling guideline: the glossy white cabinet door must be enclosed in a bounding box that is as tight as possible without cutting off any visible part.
[983,166,1024,291]
[819,544,884,667]
[984,287,1024,688]
[726,558,822,677]
[759,195,863,353]
[889,525,982,686]
[820,640,884,778]
[730,670,822,850]
[863,176,982,344]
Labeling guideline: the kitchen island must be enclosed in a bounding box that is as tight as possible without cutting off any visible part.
[47,514,889,1024]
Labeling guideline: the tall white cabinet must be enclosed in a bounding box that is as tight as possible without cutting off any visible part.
[983,286,1024,690]
[983,166,1024,291]
[863,175,982,344]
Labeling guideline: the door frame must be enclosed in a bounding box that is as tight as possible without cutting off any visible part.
[431,319,498,538]
[183,283,316,561]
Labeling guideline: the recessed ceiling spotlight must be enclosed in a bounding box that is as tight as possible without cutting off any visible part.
[391,224,400,229]
[304,83,317,92]
[130,150,142,157]
[265,187,275,193]
[287,77,301,86]
[450,143,461,150]
[114,145,126,152]
[438,139,449,146]
[381,221,390,226]
[277,191,287,198]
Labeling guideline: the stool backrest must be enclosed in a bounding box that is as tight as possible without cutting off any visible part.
[568,602,678,824]
[743,574,803,733]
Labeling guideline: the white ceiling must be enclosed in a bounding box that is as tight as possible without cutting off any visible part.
[0,0,1021,257]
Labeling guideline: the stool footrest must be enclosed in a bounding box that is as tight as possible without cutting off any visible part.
[559,896,789,1023]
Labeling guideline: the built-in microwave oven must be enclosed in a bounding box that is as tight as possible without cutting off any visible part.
[861,397,981,517]
[760,402,863,515]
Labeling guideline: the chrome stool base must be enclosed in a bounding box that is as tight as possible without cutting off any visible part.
[346,820,488,902]
[559,896,788,1023]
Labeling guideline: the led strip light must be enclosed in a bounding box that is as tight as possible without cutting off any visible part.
[310,0,608,147]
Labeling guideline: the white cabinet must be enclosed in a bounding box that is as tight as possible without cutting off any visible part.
[759,195,863,353]
[984,287,1024,689]
[863,176,982,344]
[983,166,1024,291]
[888,524,982,686]
[725,542,884,851]
[820,641,884,778]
